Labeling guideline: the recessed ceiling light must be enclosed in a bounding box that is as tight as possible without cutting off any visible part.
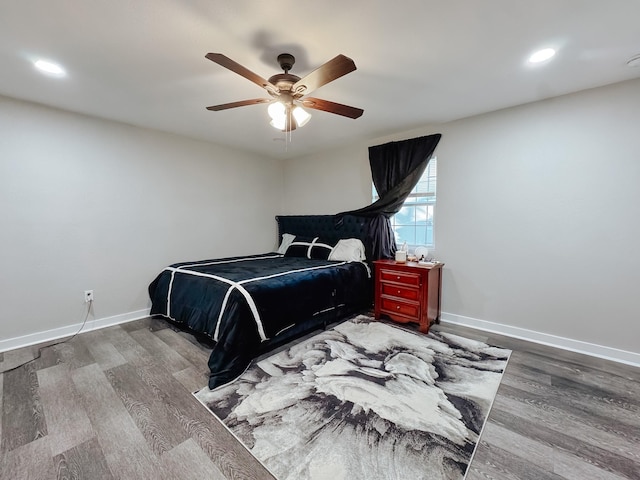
[34,59,66,77]
[528,48,556,64]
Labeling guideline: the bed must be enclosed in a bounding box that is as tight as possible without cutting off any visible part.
[148,214,380,388]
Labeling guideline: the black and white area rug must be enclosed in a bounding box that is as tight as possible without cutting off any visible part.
[194,315,511,480]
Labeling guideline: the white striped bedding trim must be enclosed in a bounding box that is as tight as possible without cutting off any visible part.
[164,260,348,343]
[164,267,267,341]
[287,237,334,259]
[164,254,281,321]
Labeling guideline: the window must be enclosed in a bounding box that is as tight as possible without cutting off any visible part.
[372,157,437,249]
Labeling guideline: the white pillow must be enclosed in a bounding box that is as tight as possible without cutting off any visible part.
[328,238,366,262]
[276,233,296,254]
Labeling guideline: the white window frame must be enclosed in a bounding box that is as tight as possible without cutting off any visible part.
[372,157,437,250]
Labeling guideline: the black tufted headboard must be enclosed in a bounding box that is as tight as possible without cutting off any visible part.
[275,214,380,262]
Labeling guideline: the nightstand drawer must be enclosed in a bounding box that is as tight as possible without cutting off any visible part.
[381,283,419,301]
[380,297,420,318]
[379,269,421,287]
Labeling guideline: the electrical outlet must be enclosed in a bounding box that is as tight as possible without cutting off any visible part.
[84,290,94,303]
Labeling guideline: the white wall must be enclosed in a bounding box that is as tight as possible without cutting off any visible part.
[436,78,640,355]
[0,96,282,343]
[282,142,372,214]
[283,78,640,357]
[4,78,640,359]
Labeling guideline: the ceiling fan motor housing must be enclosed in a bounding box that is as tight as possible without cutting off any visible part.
[277,53,295,72]
[268,73,301,94]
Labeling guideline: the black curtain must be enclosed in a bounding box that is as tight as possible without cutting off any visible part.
[338,133,442,260]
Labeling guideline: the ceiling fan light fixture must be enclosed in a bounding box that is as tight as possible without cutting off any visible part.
[269,117,286,131]
[268,101,287,130]
[268,101,286,121]
[292,106,311,127]
[205,52,361,131]
[268,102,311,131]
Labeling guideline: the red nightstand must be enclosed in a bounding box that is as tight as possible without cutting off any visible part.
[373,259,444,334]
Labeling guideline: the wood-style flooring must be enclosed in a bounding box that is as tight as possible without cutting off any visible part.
[1,315,638,479]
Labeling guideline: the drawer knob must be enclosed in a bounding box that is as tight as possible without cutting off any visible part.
[396,305,400,310]
[397,290,401,294]
[397,276,401,280]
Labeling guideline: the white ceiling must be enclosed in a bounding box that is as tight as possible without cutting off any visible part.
[2,1,640,159]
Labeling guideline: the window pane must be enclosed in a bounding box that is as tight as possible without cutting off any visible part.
[394,225,416,246]
[371,156,437,249]
[415,205,429,226]
[425,225,434,245]
[395,205,415,225]
[416,180,431,194]
[415,196,435,204]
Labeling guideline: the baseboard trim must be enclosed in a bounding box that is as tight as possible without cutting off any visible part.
[0,308,151,353]
[440,312,640,368]
[4,308,638,368]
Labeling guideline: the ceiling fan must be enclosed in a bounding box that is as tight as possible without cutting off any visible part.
[205,52,364,131]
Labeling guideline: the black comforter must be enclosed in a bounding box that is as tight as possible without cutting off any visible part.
[148,253,371,387]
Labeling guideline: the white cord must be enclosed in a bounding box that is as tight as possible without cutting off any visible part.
[0,299,93,374]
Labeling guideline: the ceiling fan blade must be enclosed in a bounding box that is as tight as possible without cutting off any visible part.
[292,55,357,96]
[206,98,272,111]
[205,53,276,91]
[300,97,364,119]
